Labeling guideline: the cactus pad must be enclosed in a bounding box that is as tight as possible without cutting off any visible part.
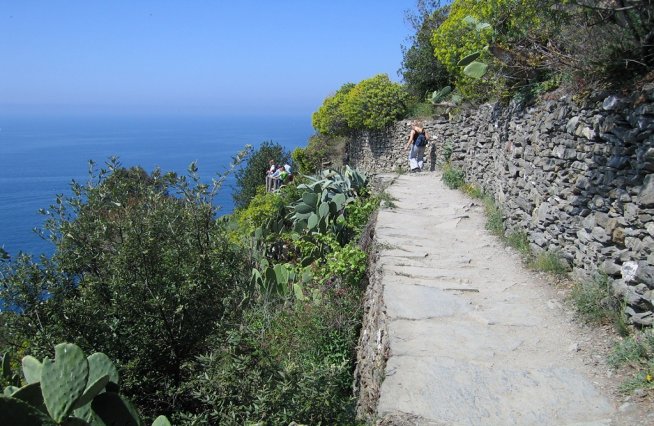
[10,382,44,409]
[4,385,19,396]
[41,343,89,422]
[72,374,109,410]
[87,352,119,387]
[21,355,43,384]
[0,395,56,426]
[152,415,172,426]
[92,392,143,426]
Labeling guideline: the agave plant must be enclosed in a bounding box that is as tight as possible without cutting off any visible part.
[288,167,367,234]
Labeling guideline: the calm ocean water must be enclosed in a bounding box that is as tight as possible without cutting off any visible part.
[0,114,313,256]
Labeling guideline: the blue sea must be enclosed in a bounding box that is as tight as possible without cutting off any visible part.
[0,114,313,256]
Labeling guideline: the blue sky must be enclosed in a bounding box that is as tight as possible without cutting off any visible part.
[0,1,420,116]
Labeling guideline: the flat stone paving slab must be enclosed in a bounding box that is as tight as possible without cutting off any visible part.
[374,172,628,425]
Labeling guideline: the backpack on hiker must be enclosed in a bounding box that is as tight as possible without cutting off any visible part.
[414,132,427,147]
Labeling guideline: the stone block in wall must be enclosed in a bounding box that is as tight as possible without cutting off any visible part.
[601,258,622,276]
[643,236,654,254]
[607,156,630,170]
[625,307,654,326]
[576,126,599,141]
[603,95,627,111]
[635,104,654,117]
[552,145,577,160]
[639,174,654,207]
[591,226,610,243]
[625,236,647,252]
[566,116,579,134]
[638,147,654,172]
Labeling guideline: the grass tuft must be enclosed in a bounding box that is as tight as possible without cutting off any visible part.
[569,273,616,322]
[609,329,654,394]
[483,196,504,236]
[378,191,397,209]
[441,163,465,189]
[528,250,570,276]
[462,183,484,199]
[505,231,531,256]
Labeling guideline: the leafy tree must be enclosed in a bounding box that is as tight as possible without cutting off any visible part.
[0,158,250,418]
[341,74,409,131]
[233,141,291,210]
[431,0,550,98]
[400,1,452,100]
[311,83,355,136]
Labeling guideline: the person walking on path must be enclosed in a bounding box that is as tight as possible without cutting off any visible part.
[406,121,428,172]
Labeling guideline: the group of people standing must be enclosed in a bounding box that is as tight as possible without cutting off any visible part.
[265,160,292,192]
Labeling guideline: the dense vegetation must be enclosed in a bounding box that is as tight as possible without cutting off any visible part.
[1,145,378,423]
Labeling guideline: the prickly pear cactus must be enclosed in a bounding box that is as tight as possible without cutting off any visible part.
[41,343,89,422]
[72,374,109,410]
[0,395,56,426]
[3,385,19,396]
[152,415,172,426]
[92,392,143,426]
[1,343,171,426]
[10,382,44,410]
[21,355,42,385]
[87,352,119,387]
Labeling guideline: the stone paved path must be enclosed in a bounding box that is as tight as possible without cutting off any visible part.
[373,172,645,426]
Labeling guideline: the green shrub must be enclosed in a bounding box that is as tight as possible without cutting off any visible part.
[442,139,454,163]
[441,163,465,189]
[232,186,286,238]
[462,183,484,199]
[609,330,654,368]
[406,100,435,119]
[322,242,368,288]
[312,83,355,136]
[341,74,409,131]
[609,329,654,394]
[345,196,380,237]
[180,283,362,425]
[547,1,654,86]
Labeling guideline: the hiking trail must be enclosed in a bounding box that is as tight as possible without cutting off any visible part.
[372,171,652,426]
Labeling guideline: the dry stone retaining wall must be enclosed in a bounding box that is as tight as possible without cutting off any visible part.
[349,86,654,326]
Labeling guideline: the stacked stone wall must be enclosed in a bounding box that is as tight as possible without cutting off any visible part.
[349,86,654,325]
